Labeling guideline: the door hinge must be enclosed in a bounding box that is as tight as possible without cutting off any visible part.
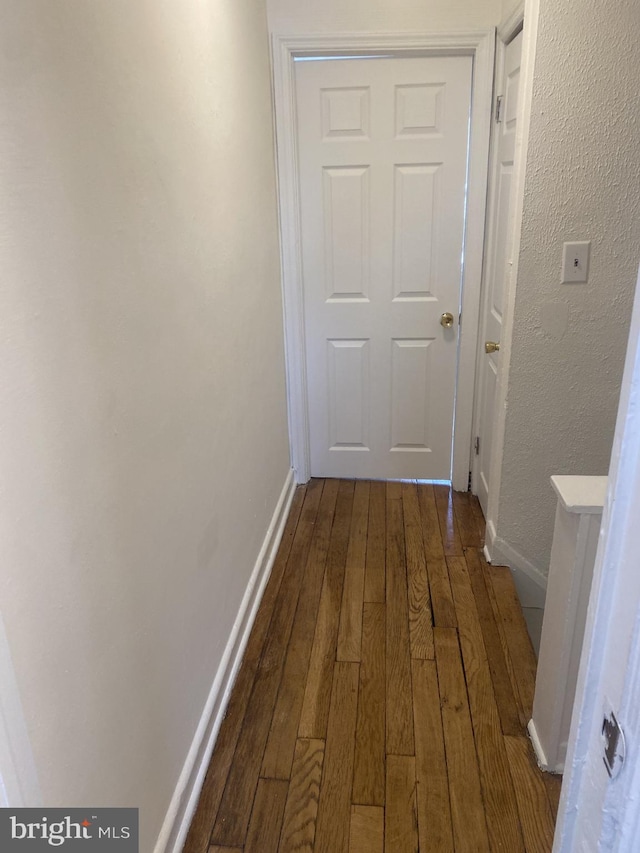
[495,94,504,123]
[602,710,626,779]
[475,436,480,456]
[468,471,472,491]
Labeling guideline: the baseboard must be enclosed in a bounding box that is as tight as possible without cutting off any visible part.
[154,468,296,853]
[528,719,550,770]
[485,521,548,609]
[528,719,564,774]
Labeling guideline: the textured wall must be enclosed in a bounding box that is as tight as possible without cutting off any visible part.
[267,0,501,34]
[0,0,289,848]
[494,0,640,578]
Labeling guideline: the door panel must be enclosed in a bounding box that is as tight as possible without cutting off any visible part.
[393,163,440,299]
[323,166,370,300]
[390,337,434,451]
[295,55,473,480]
[475,31,523,512]
[327,338,370,450]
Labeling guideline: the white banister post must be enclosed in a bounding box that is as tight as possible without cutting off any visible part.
[528,475,607,773]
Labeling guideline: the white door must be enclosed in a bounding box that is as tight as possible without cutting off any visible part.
[473,30,523,514]
[295,55,473,480]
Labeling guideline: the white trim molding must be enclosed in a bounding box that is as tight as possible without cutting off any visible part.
[154,469,296,853]
[271,30,496,489]
[527,718,558,773]
[498,1,525,43]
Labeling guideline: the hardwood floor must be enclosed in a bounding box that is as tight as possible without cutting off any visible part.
[183,480,560,853]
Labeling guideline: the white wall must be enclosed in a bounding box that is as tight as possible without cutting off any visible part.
[0,1,290,850]
[267,0,502,34]
[492,0,640,583]
[501,0,522,23]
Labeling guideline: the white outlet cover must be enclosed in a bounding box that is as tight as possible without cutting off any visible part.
[561,240,591,283]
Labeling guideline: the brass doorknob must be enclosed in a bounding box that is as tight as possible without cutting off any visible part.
[440,312,454,328]
[485,341,500,354]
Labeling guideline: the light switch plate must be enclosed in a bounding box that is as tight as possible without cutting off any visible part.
[562,241,591,283]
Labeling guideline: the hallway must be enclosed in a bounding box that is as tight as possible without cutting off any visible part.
[183,478,560,852]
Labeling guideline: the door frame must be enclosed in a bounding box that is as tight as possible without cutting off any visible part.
[271,30,496,488]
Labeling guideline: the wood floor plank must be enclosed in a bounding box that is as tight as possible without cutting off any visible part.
[411,659,454,853]
[543,772,563,825]
[386,480,403,501]
[278,738,325,853]
[481,557,528,728]
[465,547,522,736]
[448,555,525,853]
[486,563,538,720]
[504,736,556,853]
[402,482,434,660]
[452,490,483,548]
[419,483,456,627]
[244,778,288,853]
[434,626,490,853]
[346,480,370,568]
[183,484,307,853]
[426,557,457,628]
[417,482,444,560]
[434,485,463,556]
[211,480,324,848]
[208,847,242,853]
[298,480,355,738]
[261,480,339,780]
[408,561,433,657]
[352,603,385,806]
[314,662,360,853]
[385,755,419,853]
[338,480,371,661]
[386,483,415,755]
[470,494,486,543]
[364,481,386,603]
[349,805,383,853]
